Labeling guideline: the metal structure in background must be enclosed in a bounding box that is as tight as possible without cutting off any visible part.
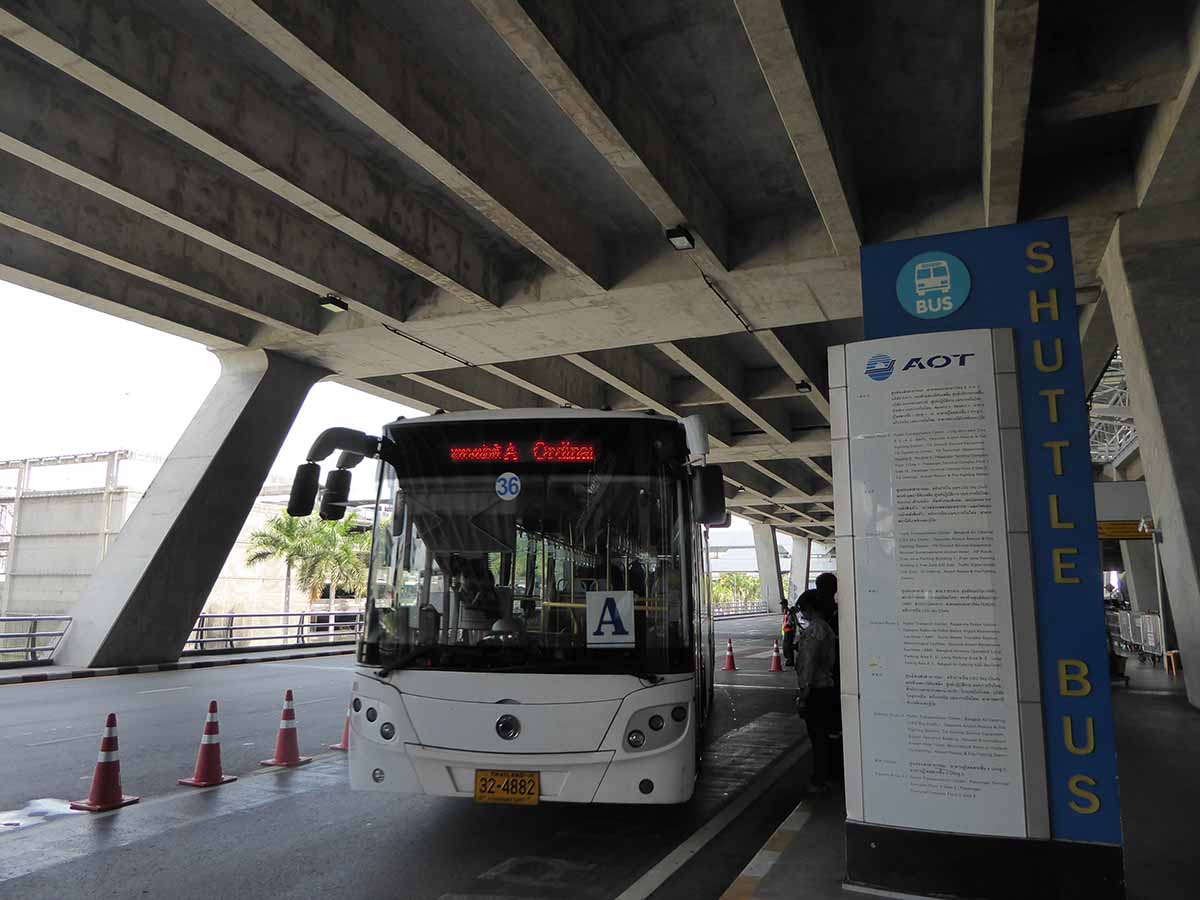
[1089,350,1138,464]
[184,610,364,655]
[0,615,72,665]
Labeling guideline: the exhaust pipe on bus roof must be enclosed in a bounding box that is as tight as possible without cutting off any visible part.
[287,427,381,518]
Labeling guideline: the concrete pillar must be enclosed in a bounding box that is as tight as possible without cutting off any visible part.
[1,461,30,616]
[1120,540,1159,613]
[1101,203,1200,705]
[56,350,327,668]
[751,523,785,613]
[787,535,811,604]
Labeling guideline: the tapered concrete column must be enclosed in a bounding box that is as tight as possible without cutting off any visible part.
[751,523,785,613]
[1120,541,1159,614]
[57,350,328,668]
[787,535,811,604]
[1101,204,1200,705]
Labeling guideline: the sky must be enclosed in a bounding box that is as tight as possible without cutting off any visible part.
[0,278,774,538]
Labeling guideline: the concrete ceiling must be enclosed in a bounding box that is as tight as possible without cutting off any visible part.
[1,0,1198,539]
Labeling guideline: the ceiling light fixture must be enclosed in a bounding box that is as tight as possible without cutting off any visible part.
[795,381,812,395]
[665,225,695,251]
[320,293,349,313]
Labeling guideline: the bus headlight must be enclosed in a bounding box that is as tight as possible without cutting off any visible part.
[627,729,646,748]
[671,705,687,722]
[380,722,396,741]
[648,715,665,731]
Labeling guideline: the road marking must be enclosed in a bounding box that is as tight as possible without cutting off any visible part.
[27,734,94,747]
[293,696,335,706]
[614,735,809,900]
[718,802,813,899]
[137,686,192,694]
[262,662,357,672]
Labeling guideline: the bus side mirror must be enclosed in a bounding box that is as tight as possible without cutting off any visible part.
[319,468,352,521]
[692,465,726,526]
[288,463,320,516]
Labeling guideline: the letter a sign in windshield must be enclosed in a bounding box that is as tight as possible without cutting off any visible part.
[586,591,636,648]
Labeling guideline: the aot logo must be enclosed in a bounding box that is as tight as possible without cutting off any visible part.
[900,352,976,371]
[864,354,896,382]
[896,251,971,320]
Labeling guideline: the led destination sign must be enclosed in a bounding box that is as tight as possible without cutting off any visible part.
[448,440,597,464]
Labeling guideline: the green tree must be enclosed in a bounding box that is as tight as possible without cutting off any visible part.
[296,517,371,603]
[245,513,315,614]
[245,514,370,610]
[711,572,761,609]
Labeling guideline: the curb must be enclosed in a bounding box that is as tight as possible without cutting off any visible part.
[0,647,353,687]
[718,800,814,899]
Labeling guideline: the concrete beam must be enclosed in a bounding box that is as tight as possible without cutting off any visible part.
[209,0,607,294]
[482,357,607,410]
[0,219,260,348]
[56,350,327,667]
[708,430,832,463]
[1134,1,1200,208]
[983,0,1038,226]
[0,2,501,310]
[753,328,830,420]
[657,340,791,443]
[361,374,480,415]
[0,151,324,336]
[565,349,675,417]
[0,41,425,325]
[727,488,835,507]
[411,367,551,411]
[610,367,806,411]
[474,0,729,271]
[735,0,861,255]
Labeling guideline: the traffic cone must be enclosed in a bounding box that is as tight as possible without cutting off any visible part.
[70,713,139,812]
[330,704,351,751]
[768,640,784,673]
[179,700,237,787]
[260,689,312,768]
[721,638,737,672]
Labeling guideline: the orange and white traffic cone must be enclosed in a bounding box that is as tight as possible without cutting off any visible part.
[721,638,737,672]
[179,700,237,787]
[768,640,784,673]
[70,713,139,812]
[330,704,350,752]
[260,689,312,768]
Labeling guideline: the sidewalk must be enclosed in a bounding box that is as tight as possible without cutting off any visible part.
[720,675,1200,900]
[0,645,354,686]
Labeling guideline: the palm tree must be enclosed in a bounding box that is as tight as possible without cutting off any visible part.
[245,514,315,614]
[296,518,371,605]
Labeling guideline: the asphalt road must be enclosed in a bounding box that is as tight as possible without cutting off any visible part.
[0,615,807,900]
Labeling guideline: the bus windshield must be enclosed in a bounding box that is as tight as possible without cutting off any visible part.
[359,417,695,676]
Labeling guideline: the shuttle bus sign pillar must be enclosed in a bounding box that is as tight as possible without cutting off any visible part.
[830,218,1123,899]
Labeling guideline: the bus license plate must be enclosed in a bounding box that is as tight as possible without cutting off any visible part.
[474,770,540,805]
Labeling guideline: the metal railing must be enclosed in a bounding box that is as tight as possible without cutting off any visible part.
[0,615,72,666]
[713,600,770,617]
[183,610,364,655]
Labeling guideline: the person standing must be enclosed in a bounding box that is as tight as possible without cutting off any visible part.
[794,589,839,792]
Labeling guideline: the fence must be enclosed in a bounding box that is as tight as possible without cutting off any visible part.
[183,610,364,654]
[0,615,72,666]
[713,599,771,617]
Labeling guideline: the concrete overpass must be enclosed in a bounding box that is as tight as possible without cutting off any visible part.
[0,1,1198,678]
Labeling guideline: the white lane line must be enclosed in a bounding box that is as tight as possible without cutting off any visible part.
[718,801,814,899]
[27,734,94,747]
[293,696,335,706]
[136,686,192,694]
[614,738,809,900]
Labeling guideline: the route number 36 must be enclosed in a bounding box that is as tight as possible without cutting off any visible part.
[495,472,521,501]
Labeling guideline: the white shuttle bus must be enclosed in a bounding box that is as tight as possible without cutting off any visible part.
[287,410,725,805]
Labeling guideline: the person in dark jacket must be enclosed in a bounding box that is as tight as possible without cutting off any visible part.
[794,589,839,792]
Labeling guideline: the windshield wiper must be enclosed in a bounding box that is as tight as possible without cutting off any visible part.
[377,643,439,679]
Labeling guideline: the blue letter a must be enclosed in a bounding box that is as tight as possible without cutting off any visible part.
[593,597,629,636]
